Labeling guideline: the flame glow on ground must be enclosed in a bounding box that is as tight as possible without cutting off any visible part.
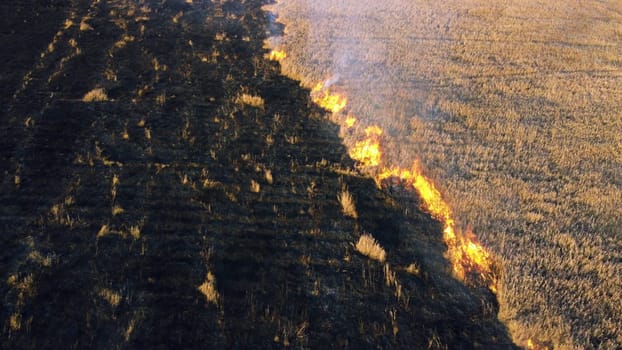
[268,49,286,61]
[350,126,383,167]
[273,53,499,292]
[377,164,497,292]
[310,82,347,114]
[527,338,551,350]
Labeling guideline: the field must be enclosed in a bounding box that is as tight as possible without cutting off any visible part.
[0,0,526,348]
[265,0,622,348]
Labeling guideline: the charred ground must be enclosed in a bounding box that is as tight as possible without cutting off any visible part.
[2,1,517,349]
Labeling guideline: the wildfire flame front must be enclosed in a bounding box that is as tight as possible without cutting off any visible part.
[268,49,286,61]
[300,74,499,293]
[310,81,347,114]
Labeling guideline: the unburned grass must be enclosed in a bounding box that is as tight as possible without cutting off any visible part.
[82,88,108,102]
[355,233,386,263]
[338,188,358,219]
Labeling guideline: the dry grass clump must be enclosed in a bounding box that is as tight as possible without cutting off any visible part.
[112,205,124,216]
[48,203,78,227]
[128,225,141,240]
[27,250,54,267]
[97,224,110,238]
[82,88,109,102]
[79,21,93,31]
[6,273,36,331]
[338,188,357,219]
[264,169,273,184]
[9,313,21,331]
[405,263,420,276]
[355,233,386,263]
[198,271,220,305]
[99,288,122,307]
[236,93,264,109]
[250,180,261,193]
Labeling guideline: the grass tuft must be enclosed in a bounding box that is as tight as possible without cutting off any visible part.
[250,180,261,193]
[198,271,220,305]
[355,233,386,263]
[99,288,121,307]
[82,88,108,102]
[236,93,264,109]
[338,189,358,219]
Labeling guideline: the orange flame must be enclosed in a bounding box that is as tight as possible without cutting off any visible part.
[378,163,497,291]
[345,115,356,128]
[349,126,383,167]
[527,339,550,350]
[310,81,347,114]
[303,74,498,291]
[268,49,286,61]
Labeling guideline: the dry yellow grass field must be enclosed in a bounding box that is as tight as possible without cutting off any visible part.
[266,0,622,348]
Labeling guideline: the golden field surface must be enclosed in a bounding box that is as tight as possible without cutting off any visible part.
[265,0,622,348]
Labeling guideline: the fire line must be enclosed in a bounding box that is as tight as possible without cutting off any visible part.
[270,51,498,293]
[268,49,286,61]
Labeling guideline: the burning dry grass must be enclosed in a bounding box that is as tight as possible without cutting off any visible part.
[268,49,286,61]
[311,82,347,113]
[349,126,382,167]
[313,90,498,289]
[265,0,622,348]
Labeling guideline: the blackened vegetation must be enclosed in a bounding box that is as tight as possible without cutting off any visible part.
[1,0,517,349]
